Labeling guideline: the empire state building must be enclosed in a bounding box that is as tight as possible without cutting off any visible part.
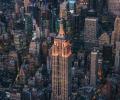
[51,12,72,100]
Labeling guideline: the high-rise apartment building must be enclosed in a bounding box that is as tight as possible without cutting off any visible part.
[51,19,72,100]
[108,0,120,16]
[90,49,98,87]
[84,17,98,50]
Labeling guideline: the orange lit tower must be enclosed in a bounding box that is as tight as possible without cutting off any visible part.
[51,10,72,100]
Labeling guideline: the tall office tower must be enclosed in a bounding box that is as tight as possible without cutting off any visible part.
[51,13,72,100]
[90,49,98,87]
[111,16,120,46]
[84,17,98,50]
[115,42,120,71]
[108,0,120,16]
[24,0,30,12]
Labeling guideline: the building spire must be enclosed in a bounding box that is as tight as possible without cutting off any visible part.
[58,8,65,36]
[58,20,65,36]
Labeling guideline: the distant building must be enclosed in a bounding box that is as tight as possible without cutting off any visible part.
[51,16,72,100]
[90,49,98,87]
[84,17,98,50]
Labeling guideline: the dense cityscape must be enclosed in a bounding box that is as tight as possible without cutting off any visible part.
[0,0,120,100]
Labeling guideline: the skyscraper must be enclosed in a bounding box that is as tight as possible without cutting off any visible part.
[111,16,120,46]
[51,13,72,100]
[115,41,120,71]
[90,49,98,87]
[108,0,120,16]
[84,17,98,50]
